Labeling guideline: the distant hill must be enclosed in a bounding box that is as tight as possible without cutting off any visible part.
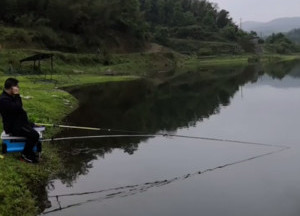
[243,17,300,36]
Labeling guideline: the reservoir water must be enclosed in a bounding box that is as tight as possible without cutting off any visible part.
[43,61,300,216]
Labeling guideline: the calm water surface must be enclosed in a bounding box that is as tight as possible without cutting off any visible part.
[43,62,300,216]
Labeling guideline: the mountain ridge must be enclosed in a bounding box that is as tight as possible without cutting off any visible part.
[242,17,300,36]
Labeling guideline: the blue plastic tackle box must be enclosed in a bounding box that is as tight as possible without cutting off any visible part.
[1,127,45,154]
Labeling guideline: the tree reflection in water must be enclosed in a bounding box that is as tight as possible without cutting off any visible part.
[51,60,297,186]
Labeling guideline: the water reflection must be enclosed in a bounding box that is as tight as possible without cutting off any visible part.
[45,145,287,215]
[51,60,299,187]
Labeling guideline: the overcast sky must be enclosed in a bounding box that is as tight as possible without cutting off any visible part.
[211,0,300,23]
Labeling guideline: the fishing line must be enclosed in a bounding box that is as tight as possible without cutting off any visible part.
[39,124,291,214]
[38,123,288,149]
[44,146,289,215]
[48,146,288,199]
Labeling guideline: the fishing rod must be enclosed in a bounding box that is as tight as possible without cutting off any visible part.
[42,134,156,142]
[37,123,288,149]
[40,124,291,214]
[37,123,105,132]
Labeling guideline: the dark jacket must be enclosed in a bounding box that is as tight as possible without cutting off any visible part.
[0,91,29,134]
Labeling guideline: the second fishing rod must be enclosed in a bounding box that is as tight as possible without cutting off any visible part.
[37,123,288,149]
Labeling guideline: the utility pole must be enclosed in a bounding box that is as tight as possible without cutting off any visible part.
[240,18,243,30]
[240,86,243,99]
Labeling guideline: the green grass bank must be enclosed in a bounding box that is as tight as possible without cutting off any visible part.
[0,75,136,216]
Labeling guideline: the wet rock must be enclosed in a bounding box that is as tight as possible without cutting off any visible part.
[44,200,52,209]
[73,69,85,74]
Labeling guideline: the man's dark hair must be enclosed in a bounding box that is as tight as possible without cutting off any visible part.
[4,78,19,89]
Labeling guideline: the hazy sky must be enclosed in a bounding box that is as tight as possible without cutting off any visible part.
[211,0,300,23]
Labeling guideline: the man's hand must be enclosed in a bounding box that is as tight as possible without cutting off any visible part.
[12,86,20,95]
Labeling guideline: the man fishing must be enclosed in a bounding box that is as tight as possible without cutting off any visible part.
[0,78,40,163]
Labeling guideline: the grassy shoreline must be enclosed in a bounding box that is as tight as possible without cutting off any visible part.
[0,75,137,216]
[1,47,299,77]
[0,48,299,215]
[182,54,300,69]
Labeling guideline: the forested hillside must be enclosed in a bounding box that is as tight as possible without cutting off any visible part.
[265,33,298,54]
[141,0,240,41]
[0,0,252,53]
[287,29,300,44]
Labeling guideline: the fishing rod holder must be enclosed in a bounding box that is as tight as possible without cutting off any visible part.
[1,127,45,154]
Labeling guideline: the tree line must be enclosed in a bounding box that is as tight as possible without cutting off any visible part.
[0,0,257,52]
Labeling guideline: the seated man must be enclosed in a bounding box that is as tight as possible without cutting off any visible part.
[0,78,40,163]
